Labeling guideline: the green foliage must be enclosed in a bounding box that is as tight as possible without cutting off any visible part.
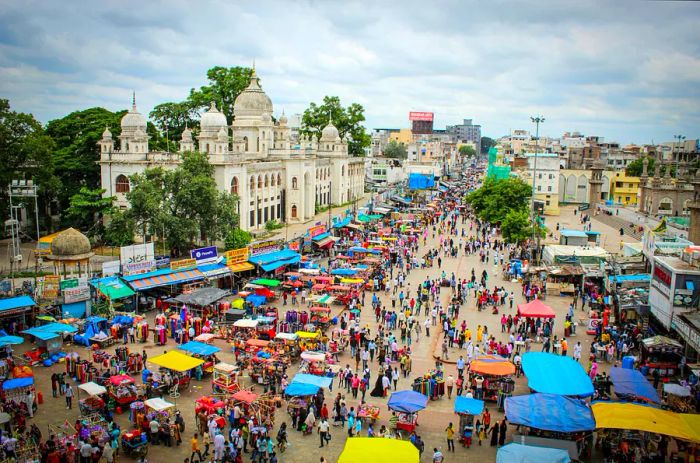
[481,137,495,154]
[0,99,57,225]
[125,151,240,256]
[188,66,254,122]
[383,140,407,159]
[225,228,252,250]
[265,220,284,231]
[65,187,115,230]
[45,107,125,212]
[300,96,371,156]
[626,156,676,177]
[149,101,199,148]
[467,177,532,224]
[501,209,532,244]
[104,210,135,247]
[459,145,476,157]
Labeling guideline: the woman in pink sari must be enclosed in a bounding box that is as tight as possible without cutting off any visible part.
[589,360,598,380]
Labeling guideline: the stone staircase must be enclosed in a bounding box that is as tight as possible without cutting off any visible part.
[592,213,644,241]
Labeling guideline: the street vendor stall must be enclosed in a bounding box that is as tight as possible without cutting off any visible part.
[663,383,694,412]
[411,369,445,400]
[107,374,139,410]
[469,355,516,406]
[274,332,300,359]
[517,299,556,319]
[609,367,660,404]
[177,341,220,378]
[77,381,107,416]
[338,437,419,463]
[357,402,381,425]
[387,390,428,435]
[454,396,484,448]
[640,335,683,377]
[521,352,594,397]
[1,377,37,416]
[309,306,332,329]
[143,397,176,425]
[147,350,205,396]
[212,362,240,394]
[299,350,331,375]
[295,330,322,351]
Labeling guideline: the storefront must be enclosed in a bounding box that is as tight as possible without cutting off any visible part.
[248,240,301,275]
[648,254,700,331]
[0,296,36,332]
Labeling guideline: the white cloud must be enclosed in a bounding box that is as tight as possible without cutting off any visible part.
[0,0,698,143]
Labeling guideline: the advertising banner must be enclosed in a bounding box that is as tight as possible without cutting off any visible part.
[123,260,156,276]
[120,242,155,266]
[155,256,171,269]
[309,225,326,238]
[63,286,90,304]
[190,246,218,262]
[250,240,282,257]
[170,258,197,271]
[42,275,60,298]
[102,260,121,277]
[408,111,434,122]
[224,248,249,265]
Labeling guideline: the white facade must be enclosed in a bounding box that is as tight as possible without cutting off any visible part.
[526,153,560,197]
[99,72,364,231]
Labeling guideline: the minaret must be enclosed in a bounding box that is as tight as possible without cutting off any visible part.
[99,126,114,156]
[689,170,700,245]
[639,156,649,212]
[180,125,195,152]
[588,161,604,209]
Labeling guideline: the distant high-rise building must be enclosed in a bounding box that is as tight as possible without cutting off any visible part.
[446,119,482,153]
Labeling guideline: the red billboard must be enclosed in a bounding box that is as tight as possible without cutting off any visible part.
[409,112,434,122]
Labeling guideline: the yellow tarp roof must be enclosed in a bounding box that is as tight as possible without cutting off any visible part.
[592,402,700,443]
[295,331,319,339]
[148,350,204,372]
[339,437,419,463]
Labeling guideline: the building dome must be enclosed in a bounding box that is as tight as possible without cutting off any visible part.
[279,112,288,125]
[49,228,94,261]
[321,121,340,141]
[133,127,148,141]
[121,95,147,130]
[200,102,228,130]
[102,127,112,139]
[181,126,193,141]
[217,126,228,142]
[233,71,273,118]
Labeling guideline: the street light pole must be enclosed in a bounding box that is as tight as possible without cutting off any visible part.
[530,115,545,263]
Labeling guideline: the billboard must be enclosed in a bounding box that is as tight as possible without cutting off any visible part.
[224,248,249,265]
[120,242,155,265]
[409,112,434,122]
[190,246,218,262]
[250,240,282,257]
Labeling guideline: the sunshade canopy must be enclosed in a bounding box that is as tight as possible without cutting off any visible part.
[663,383,692,397]
[178,341,221,356]
[387,390,428,413]
[517,299,556,318]
[292,373,332,389]
[3,377,33,390]
[301,351,325,362]
[251,278,281,287]
[295,331,319,339]
[245,339,270,348]
[233,319,259,328]
[78,381,107,396]
[144,398,175,411]
[171,287,229,307]
[0,295,36,312]
[454,396,484,415]
[496,443,571,463]
[592,402,700,443]
[505,393,595,433]
[284,382,319,396]
[470,355,516,376]
[0,336,24,347]
[339,438,419,463]
[522,352,594,396]
[109,374,135,385]
[92,277,135,300]
[194,333,216,342]
[149,350,205,372]
[232,390,258,404]
[275,332,298,341]
[609,367,660,403]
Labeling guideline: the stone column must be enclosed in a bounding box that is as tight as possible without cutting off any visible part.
[589,161,604,209]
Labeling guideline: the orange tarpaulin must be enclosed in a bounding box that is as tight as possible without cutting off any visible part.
[232,390,258,404]
[470,355,515,376]
[245,339,270,348]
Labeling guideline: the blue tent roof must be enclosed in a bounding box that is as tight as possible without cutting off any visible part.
[261,255,301,272]
[607,274,650,283]
[0,295,36,312]
[312,232,331,242]
[609,367,660,404]
[497,443,571,463]
[197,262,229,274]
[330,268,357,275]
[522,352,594,397]
[284,382,319,396]
[387,390,428,413]
[249,249,298,265]
[178,341,221,356]
[246,294,267,307]
[505,393,595,432]
[560,229,588,238]
[3,377,34,390]
[22,328,59,341]
[0,336,24,347]
[454,396,484,415]
[333,217,352,228]
[291,373,332,389]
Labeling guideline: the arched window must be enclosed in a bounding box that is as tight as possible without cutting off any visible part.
[243,136,249,151]
[257,175,262,189]
[277,173,282,186]
[291,205,298,218]
[231,176,239,194]
[292,177,298,189]
[116,175,130,193]
[342,166,345,176]
[250,176,256,190]
[270,175,275,187]
[264,174,269,187]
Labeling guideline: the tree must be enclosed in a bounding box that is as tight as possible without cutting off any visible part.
[626,156,675,177]
[64,187,115,231]
[187,66,254,123]
[0,99,57,226]
[225,228,252,250]
[481,136,495,154]
[383,140,407,159]
[459,145,476,157]
[149,101,199,146]
[104,210,134,247]
[45,107,125,214]
[501,209,532,243]
[300,96,371,156]
[467,177,532,224]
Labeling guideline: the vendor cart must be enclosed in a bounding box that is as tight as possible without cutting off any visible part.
[387,390,428,438]
[357,402,381,425]
[144,397,176,424]
[121,429,148,459]
[454,396,485,448]
[107,374,139,409]
[310,306,332,330]
[77,381,107,416]
[177,341,221,378]
[212,362,240,394]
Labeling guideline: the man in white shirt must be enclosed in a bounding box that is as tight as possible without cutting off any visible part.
[424,318,431,337]
[573,342,582,362]
[318,418,330,447]
[433,447,444,462]
[214,432,226,460]
[79,441,93,463]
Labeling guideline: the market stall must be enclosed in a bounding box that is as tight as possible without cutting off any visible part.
[299,350,331,375]
[107,374,139,409]
[609,366,660,403]
[521,352,594,397]
[516,299,556,319]
[639,335,683,377]
[387,390,428,435]
[177,341,221,378]
[338,437,419,463]
[469,355,516,406]
[357,402,381,425]
[212,362,240,394]
[143,397,176,424]
[411,369,445,400]
[295,330,322,351]
[77,381,107,416]
[147,350,205,396]
[454,396,484,448]
[663,383,694,412]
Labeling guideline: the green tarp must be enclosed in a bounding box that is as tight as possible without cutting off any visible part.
[96,278,135,300]
[251,278,281,287]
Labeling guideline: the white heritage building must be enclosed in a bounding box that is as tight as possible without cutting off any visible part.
[98,71,365,231]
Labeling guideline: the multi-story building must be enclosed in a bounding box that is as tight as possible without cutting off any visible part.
[446,119,482,153]
[521,152,561,215]
[365,158,405,188]
[98,71,365,231]
[558,169,613,205]
[611,172,641,206]
[389,129,413,146]
[370,129,394,157]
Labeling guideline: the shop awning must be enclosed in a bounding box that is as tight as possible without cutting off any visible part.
[126,268,205,291]
[21,322,77,342]
[314,236,338,248]
[333,217,352,228]
[312,232,331,241]
[591,402,700,443]
[148,350,205,372]
[171,287,229,307]
[339,438,419,463]
[522,352,594,396]
[0,295,36,313]
[3,377,34,390]
[609,367,660,403]
[91,276,135,301]
[197,262,231,279]
[178,341,221,356]
[251,278,281,287]
[505,393,595,432]
[228,262,255,273]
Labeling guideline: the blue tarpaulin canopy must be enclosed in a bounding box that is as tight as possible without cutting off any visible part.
[331,268,357,276]
[609,367,660,403]
[284,382,319,396]
[333,217,352,228]
[454,396,485,415]
[0,295,36,312]
[178,341,221,356]
[408,173,435,190]
[249,249,300,269]
[291,373,333,389]
[3,377,34,390]
[497,443,571,463]
[607,274,651,284]
[522,352,594,396]
[246,294,267,307]
[0,336,24,347]
[505,393,595,432]
[388,390,428,413]
[312,232,331,242]
[22,322,77,341]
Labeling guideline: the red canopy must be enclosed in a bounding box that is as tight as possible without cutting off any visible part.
[517,299,556,318]
[232,390,258,404]
[109,374,135,386]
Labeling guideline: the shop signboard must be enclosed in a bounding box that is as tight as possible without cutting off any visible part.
[155,256,171,269]
[671,314,700,353]
[190,246,218,263]
[102,260,121,277]
[303,236,312,254]
[224,248,249,265]
[42,275,60,298]
[250,240,282,257]
[63,286,90,304]
[309,225,326,238]
[123,260,156,276]
[170,258,197,271]
[120,242,155,266]
[60,278,80,290]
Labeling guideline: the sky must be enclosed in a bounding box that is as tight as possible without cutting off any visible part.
[1,0,699,144]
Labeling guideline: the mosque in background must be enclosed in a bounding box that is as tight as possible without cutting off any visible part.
[98,70,365,231]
